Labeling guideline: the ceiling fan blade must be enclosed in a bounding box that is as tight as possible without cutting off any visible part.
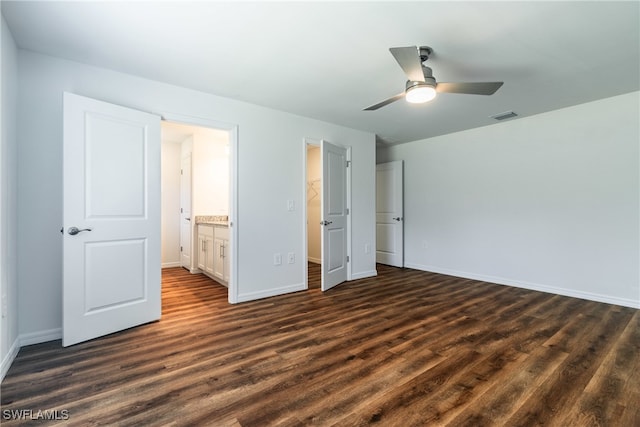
[436,82,503,95]
[363,92,405,111]
[389,46,425,82]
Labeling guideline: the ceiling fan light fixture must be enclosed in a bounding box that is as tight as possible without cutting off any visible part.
[405,83,437,104]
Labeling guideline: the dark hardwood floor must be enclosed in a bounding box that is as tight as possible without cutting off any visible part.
[1,263,638,426]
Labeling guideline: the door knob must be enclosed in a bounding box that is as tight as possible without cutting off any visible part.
[68,226,92,235]
[320,220,333,226]
[393,217,403,221]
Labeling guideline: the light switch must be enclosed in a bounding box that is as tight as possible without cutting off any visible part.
[287,200,295,211]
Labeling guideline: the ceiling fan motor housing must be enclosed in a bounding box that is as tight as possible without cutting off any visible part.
[406,77,436,91]
[406,65,436,91]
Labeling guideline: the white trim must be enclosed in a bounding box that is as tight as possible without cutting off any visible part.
[20,328,62,346]
[237,283,306,303]
[2,328,64,380]
[405,262,640,309]
[345,146,352,281]
[0,336,19,382]
[302,139,309,289]
[351,270,378,280]
[162,262,181,268]
[307,257,321,264]
[227,126,239,304]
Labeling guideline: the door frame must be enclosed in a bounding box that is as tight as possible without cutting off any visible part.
[302,137,352,289]
[179,152,192,270]
[162,112,239,304]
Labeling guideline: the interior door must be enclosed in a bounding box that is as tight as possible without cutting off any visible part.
[376,161,404,267]
[321,140,348,291]
[180,154,192,269]
[63,92,161,347]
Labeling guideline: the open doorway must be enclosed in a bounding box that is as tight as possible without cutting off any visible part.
[160,118,238,303]
[306,143,321,289]
[303,137,351,292]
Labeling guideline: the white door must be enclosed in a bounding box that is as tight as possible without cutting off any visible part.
[63,93,161,347]
[376,161,404,267]
[321,140,349,291]
[180,154,192,269]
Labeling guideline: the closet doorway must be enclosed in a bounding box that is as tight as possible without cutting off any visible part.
[306,143,322,289]
[304,138,351,292]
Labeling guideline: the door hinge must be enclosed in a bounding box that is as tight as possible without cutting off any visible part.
[180,207,183,213]
[346,160,351,167]
[181,169,183,175]
[180,246,183,252]
[345,208,349,215]
[346,255,350,262]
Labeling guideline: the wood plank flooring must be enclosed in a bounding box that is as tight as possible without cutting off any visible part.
[1,264,638,426]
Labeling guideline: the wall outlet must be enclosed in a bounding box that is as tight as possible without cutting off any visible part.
[422,240,428,249]
[364,243,371,254]
[274,253,282,265]
[288,252,295,264]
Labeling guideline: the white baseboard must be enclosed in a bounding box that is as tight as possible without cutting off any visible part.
[351,269,378,280]
[405,262,640,309]
[162,262,181,268]
[1,336,20,382]
[1,328,62,382]
[20,328,62,346]
[236,282,306,303]
[307,257,321,264]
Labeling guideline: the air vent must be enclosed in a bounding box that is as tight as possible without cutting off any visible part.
[490,111,518,121]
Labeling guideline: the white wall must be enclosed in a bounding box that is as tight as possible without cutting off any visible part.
[192,132,229,216]
[209,139,230,216]
[1,14,20,379]
[307,146,321,263]
[378,92,640,308]
[161,141,181,267]
[16,51,376,339]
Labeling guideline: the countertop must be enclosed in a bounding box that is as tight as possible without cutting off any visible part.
[195,215,229,226]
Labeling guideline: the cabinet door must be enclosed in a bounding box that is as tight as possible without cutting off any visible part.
[197,233,207,271]
[205,235,215,276]
[213,237,225,281]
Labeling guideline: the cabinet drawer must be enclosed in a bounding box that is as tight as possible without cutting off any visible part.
[215,226,229,240]
[198,224,214,237]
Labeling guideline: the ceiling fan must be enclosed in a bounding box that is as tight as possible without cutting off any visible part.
[364,46,503,111]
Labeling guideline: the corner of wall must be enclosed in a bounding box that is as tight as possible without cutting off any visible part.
[0,335,19,382]
[1,12,21,381]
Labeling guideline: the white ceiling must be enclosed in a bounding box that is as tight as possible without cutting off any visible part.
[3,1,639,145]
